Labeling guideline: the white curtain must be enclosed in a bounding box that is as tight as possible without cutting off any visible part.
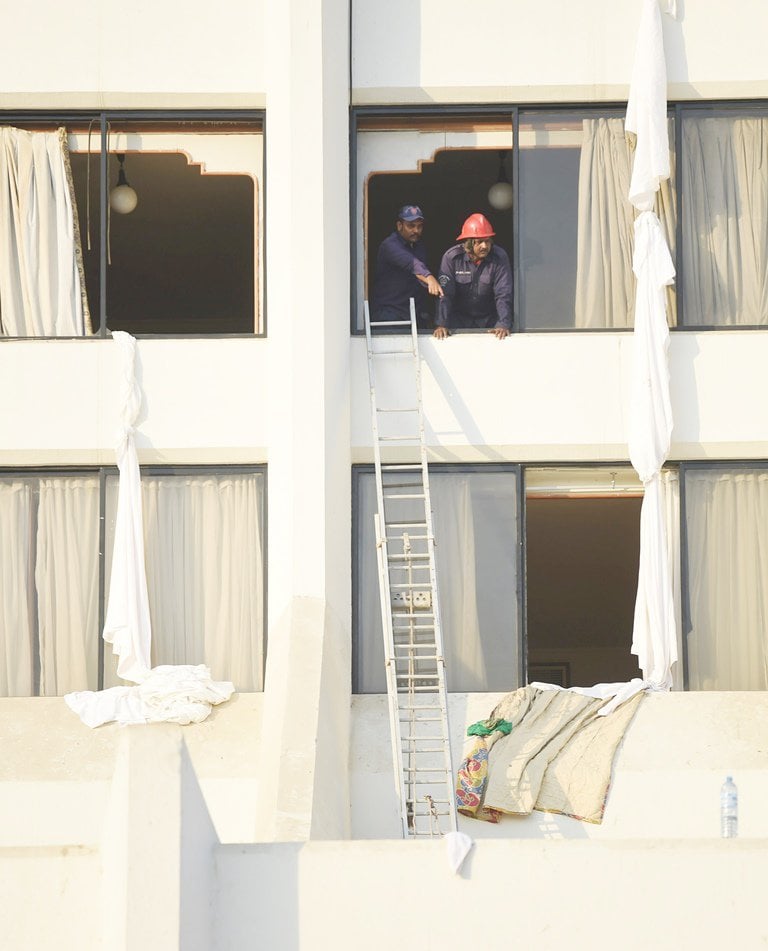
[0,476,99,697]
[660,469,684,691]
[682,117,768,326]
[685,468,768,690]
[36,478,100,695]
[0,481,35,695]
[0,127,91,337]
[575,117,676,328]
[104,473,265,692]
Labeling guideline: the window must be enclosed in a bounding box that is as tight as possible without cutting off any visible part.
[353,465,522,692]
[0,113,263,338]
[352,103,768,331]
[353,464,660,694]
[0,467,266,697]
[681,109,768,327]
[518,112,675,329]
[682,464,768,689]
[355,113,513,332]
[525,467,645,687]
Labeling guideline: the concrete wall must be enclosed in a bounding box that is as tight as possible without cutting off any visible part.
[3,330,768,469]
[216,837,768,950]
[3,693,766,949]
[351,691,768,840]
[0,0,265,109]
[352,0,768,104]
[0,695,264,846]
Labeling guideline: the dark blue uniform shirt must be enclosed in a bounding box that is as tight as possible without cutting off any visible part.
[371,232,432,319]
[436,244,513,330]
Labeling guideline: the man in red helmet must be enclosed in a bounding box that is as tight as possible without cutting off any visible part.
[434,213,512,340]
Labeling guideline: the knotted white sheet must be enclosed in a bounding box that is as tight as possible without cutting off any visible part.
[625,0,679,693]
[65,332,233,726]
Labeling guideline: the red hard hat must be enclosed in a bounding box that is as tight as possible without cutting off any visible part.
[456,213,495,241]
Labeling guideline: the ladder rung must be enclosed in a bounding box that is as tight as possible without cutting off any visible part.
[402,767,452,774]
[393,643,438,650]
[371,319,412,326]
[384,492,425,500]
[382,464,423,471]
[377,407,420,414]
[396,686,443,693]
[401,747,447,754]
[388,553,430,561]
[386,521,428,528]
[401,738,447,744]
[370,347,414,355]
[406,798,452,805]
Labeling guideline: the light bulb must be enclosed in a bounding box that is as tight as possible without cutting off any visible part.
[488,180,514,211]
[110,183,138,214]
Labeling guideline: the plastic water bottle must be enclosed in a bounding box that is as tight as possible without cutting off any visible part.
[720,775,738,838]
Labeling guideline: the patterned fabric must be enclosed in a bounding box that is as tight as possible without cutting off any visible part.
[456,737,493,819]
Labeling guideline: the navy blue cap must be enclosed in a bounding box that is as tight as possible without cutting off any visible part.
[398,204,424,222]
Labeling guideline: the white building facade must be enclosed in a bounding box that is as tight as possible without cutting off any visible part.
[1,1,768,947]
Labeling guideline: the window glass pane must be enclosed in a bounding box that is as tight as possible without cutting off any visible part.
[357,115,513,331]
[684,467,768,689]
[70,119,263,334]
[355,468,520,692]
[682,112,768,326]
[0,474,99,696]
[105,470,265,690]
[519,112,676,329]
[0,121,95,338]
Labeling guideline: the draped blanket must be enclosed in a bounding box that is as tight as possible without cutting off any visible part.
[457,686,643,824]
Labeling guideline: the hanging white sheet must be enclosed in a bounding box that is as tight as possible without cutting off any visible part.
[65,332,233,726]
[101,331,153,683]
[625,0,678,691]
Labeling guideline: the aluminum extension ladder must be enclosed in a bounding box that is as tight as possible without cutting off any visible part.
[364,299,457,838]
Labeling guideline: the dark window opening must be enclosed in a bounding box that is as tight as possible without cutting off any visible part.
[525,494,643,687]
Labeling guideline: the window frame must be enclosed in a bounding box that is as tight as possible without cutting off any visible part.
[679,459,768,690]
[0,109,266,340]
[0,463,267,694]
[352,99,768,336]
[351,461,525,694]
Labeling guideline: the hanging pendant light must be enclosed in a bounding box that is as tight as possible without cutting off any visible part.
[487,149,514,211]
[109,154,138,215]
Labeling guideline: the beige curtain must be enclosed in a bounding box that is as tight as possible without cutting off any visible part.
[682,117,768,326]
[575,117,676,328]
[36,478,100,695]
[0,127,91,336]
[685,468,768,690]
[0,481,35,695]
[104,473,265,692]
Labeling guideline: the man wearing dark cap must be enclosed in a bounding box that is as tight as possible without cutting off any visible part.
[371,205,443,328]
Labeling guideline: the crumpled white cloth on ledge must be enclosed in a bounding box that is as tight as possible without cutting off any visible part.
[530,678,649,717]
[65,665,234,728]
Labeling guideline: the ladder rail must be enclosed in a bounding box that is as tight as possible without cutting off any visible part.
[364,298,457,838]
